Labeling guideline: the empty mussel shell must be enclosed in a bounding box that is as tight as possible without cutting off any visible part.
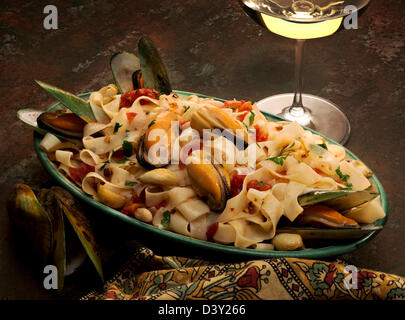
[35,80,96,123]
[7,184,54,266]
[110,51,141,94]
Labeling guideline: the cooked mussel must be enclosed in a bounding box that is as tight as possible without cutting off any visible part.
[295,205,360,229]
[298,189,378,211]
[190,105,249,150]
[187,162,231,212]
[136,111,179,169]
[37,110,87,139]
[110,36,172,95]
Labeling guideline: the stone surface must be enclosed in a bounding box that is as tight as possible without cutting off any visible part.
[0,0,404,299]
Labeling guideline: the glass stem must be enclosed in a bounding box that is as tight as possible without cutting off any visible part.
[290,39,306,113]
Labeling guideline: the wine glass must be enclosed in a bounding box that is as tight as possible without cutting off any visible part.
[240,0,370,144]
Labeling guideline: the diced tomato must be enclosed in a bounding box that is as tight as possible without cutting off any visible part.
[120,88,159,108]
[121,191,145,216]
[121,201,143,216]
[206,222,219,241]
[155,200,167,210]
[254,124,268,142]
[111,149,125,161]
[126,112,137,121]
[69,163,94,183]
[314,168,323,175]
[238,101,252,113]
[230,174,247,197]
[246,180,272,192]
[224,100,244,109]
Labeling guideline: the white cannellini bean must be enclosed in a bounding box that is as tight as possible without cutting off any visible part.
[134,208,153,223]
[272,233,304,251]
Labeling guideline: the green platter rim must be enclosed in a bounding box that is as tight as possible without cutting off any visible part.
[33,90,388,259]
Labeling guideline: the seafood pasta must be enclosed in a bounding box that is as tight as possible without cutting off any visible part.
[39,85,385,250]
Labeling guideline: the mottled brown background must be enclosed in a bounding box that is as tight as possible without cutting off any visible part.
[0,0,404,299]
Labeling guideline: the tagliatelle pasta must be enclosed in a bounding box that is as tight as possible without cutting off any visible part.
[41,84,386,250]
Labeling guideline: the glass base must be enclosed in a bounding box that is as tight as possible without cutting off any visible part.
[257,93,350,145]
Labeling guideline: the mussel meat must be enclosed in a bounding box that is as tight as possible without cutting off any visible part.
[136,111,179,169]
[37,110,87,139]
[187,162,231,212]
[190,105,249,150]
[295,205,360,229]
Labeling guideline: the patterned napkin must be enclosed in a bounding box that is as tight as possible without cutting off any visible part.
[81,246,405,300]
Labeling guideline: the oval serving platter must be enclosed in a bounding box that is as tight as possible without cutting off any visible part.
[33,91,388,259]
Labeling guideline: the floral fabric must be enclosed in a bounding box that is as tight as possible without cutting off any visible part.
[82,246,405,300]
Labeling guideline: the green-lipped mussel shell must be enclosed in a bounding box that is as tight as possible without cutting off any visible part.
[35,80,96,123]
[138,36,172,95]
[7,184,54,265]
[298,190,378,211]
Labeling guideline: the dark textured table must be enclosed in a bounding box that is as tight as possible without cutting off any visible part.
[0,0,404,299]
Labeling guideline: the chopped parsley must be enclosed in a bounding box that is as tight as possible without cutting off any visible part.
[336,167,350,182]
[161,210,171,228]
[125,180,138,186]
[256,142,261,149]
[115,157,129,164]
[230,107,238,111]
[249,110,255,126]
[318,143,328,150]
[257,181,264,188]
[99,160,110,171]
[148,119,156,128]
[183,105,191,113]
[342,183,353,190]
[266,142,295,166]
[113,122,122,133]
[122,140,133,157]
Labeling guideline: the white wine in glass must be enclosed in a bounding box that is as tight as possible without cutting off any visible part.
[240,0,370,145]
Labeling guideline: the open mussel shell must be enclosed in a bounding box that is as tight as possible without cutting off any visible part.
[7,184,54,266]
[135,133,167,170]
[7,184,103,289]
[187,162,231,212]
[190,105,249,150]
[17,108,83,143]
[295,205,360,229]
[37,110,86,139]
[51,186,104,282]
[298,189,378,211]
[138,36,172,95]
[110,51,141,94]
[35,80,96,123]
